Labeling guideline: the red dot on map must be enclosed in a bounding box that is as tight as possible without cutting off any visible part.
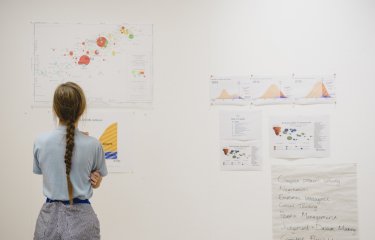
[96,36,108,48]
[78,55,90,65]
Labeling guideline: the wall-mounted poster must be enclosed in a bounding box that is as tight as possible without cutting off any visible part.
[33,22,153,108]
[272,164,358,240]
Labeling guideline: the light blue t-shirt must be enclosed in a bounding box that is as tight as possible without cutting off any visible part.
[33,125,108,200]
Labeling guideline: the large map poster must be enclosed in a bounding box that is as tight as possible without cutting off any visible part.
[33,23,153,107]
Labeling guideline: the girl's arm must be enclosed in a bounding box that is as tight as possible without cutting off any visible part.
[90,170,103,189]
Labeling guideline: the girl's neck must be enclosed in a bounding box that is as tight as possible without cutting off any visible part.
[59,121,78,128]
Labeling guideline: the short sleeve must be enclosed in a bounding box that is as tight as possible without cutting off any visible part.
[93,142,108,177]
[33,143,42,175]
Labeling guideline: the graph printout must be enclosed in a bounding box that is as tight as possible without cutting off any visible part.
[210,76,252,105]
[79,115,128,172]
[220,140,261,171]
[293,75,336,104]
[272,164,358,240]
[250,75,293,105]
[270,115,330,159]
[33,23,153,107]
[219,110,262,170]
[209,75,336,105]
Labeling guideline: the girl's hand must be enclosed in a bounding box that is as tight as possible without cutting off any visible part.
[90,170,102,189]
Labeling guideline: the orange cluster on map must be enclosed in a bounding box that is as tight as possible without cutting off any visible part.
[62,26,134,66]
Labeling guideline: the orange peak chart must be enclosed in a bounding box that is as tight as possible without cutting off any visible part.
[250,75,292,105]
[261,84,286,98]
[210,74,336,105]
[210,76,252,105]
[293,75,336,104]
[305,81,331,98]
[217,89,242,100]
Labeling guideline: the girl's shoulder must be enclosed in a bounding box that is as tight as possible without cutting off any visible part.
[75,131,102,148]
[34,129,61,146]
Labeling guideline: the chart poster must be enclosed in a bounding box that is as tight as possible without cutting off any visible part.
[219,110,262,170]
[210,76,252,105]
[220,110,262,141]
[33,22,153,108]
[270,115,330,159]
[220,140,261,171]
[293,75,336,104]
[272,164,358,240]
[79,113,130,173]
[250,75,293,105]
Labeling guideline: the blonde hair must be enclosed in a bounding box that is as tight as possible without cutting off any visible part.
[53,82,86,204]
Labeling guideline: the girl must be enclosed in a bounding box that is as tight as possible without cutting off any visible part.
[33,82,108,240]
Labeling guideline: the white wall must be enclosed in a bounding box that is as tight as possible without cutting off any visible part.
[1,0,374,239]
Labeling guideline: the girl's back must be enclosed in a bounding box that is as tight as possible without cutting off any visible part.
[34,125,107,201]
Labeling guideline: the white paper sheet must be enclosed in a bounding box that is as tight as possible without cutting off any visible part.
[272,164,358,240]
[33,23,153,108]
[219,110,262,170]
[210,76,252,105]
[250,75,293,105]
[220,140,261,171]
[220,110,262,141]
[270,115,330,158]
[293,75,336,104]
[79,114,131,173]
